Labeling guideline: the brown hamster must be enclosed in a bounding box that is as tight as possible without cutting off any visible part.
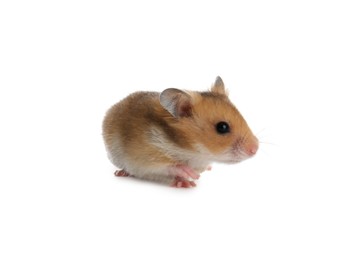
[102,76,258,188]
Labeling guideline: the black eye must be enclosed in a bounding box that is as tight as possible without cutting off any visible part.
[216,121,230,134]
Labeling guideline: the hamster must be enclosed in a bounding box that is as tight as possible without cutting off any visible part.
[102,76,258,188]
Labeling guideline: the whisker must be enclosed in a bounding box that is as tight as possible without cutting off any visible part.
[255,127,267,136]
[241,130,251,144]
[258,148,272,158]
[259,141,278,146]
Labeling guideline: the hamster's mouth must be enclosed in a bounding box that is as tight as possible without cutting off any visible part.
[217,152,249,164]
[227,149,254,164]
[225,157,247,164]
[229,137,258,163]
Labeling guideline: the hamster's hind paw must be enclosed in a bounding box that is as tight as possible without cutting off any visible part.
[171,176,196,188]
[114,169,130,177]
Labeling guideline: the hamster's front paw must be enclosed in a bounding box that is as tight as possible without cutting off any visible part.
[168,165,199,188]
[169,165,200,180]
[171,176,196,188]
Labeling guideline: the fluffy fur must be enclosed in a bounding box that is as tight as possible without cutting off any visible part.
[102,77,258,187]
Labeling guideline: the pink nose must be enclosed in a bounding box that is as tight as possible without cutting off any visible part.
[245,139,259,156]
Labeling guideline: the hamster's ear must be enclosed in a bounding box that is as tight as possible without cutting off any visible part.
[160,88,192,118]
[211,76,227,95]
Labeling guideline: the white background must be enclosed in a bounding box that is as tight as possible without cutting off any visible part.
[1,0,361,259]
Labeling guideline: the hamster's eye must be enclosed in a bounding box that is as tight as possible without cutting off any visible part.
[216,121,230,134]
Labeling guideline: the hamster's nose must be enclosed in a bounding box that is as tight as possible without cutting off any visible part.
[245,137,259,156]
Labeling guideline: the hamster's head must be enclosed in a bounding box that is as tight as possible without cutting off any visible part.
[160,76,259,164]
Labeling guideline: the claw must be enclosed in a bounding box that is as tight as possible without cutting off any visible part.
[114,170,130,177]
[171,176,196,188]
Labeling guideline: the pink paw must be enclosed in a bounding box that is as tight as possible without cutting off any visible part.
[170,165,200,180]
[114,169,130,177]
[171,176,196,188]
